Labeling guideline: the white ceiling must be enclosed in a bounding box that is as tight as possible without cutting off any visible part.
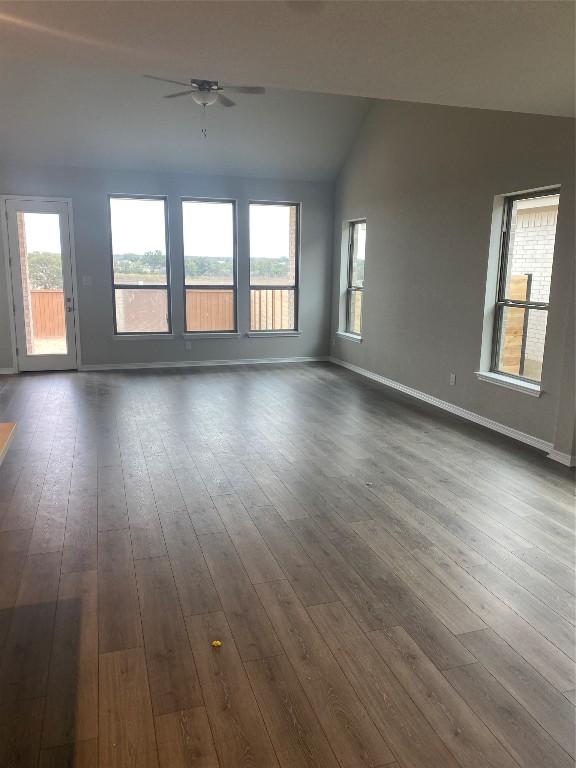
[0,1,573,180]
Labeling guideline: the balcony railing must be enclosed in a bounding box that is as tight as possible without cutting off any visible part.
[32,287,298,336]
[250,287,295,331]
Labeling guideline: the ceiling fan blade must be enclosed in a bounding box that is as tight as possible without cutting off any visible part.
[217,94,236,107]
[144,74,192,87]
[222,86,266,95]
[164,90,196,99]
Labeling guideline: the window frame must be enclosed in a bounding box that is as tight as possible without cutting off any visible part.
[490,187,560,383]
[249,200,301,333]
[345,219,366,337]
[109,194,172,336]
[182,196,238,334]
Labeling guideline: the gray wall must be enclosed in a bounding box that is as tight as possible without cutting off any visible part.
[331,100,575,452]
[0,164,334,368]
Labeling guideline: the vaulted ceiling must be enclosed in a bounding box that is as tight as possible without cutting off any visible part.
[0,1,573,180]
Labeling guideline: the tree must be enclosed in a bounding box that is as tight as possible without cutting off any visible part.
[27,252,63,290]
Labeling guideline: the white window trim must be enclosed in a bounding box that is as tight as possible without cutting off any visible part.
[475,370,541,397]
[336,330,362,343]
[182,332,240,339]
[113,334,176,341]
[247,331,301,338]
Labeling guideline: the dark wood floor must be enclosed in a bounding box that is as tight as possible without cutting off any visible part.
[0,362,574,768]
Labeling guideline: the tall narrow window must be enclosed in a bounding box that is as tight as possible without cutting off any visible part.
[346,220,366,336]
[183,199,236,332]
[110,197,170,334]
[492,189,560,383]
[249,202,299,332]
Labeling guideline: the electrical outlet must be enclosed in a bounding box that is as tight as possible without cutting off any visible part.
[185,341,192,351]
[449,372,456,386]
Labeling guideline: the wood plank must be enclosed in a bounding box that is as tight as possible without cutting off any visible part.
[288,517,397,631]
[308,601,462,768]
[255,579,395,768]
[413,545,576,691]
[479,550,575,625]
[0,698,44,768]
[514,547,576,596]
[332,533,474,670]
[370,626,520,768]
[39,739,98,768]
[219,455,271,509]
[459,628,575,757]
[97,466,128,532]
[336,474,487,568]
[61,491,97,574]
[467,561,575,659]
[185,611,279,768]
[199,532,282,661]
[0,551,61,704]
[0,529,31,638]
[123,463,166,560]
[147,461,188,516]
[29,503,68,555]
[99,648,159,768]
[243,458,308,522]
[249,506,337,606]
[134,556,202,715]
[98,529,143,653]
[154,707,218,768]
[42,570,98,748]
[445,662,574,768]
[353,520,486,634]
[160,512,221,616]
[246,653,341,768]
[213,493,285,583]
[175,473,225,535]
[0,461,47,532]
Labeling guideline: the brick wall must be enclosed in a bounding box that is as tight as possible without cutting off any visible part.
[16,213,35,355]
[506,196,558,379]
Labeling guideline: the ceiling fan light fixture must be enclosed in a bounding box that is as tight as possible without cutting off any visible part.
[191,91,218,107]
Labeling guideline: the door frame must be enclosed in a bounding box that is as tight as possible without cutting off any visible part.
[1,195,82,372]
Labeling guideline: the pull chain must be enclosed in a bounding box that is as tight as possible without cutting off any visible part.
[201,104,207,138]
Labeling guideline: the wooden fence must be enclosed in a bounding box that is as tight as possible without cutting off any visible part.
[31,290,65,338]
[498,274,529,375]
[186,289,234,332]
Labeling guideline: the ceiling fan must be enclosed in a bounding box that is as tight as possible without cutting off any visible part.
[144,75,266,108]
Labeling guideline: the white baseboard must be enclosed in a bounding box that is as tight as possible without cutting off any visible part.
[329,356,560,459]
[0,368,16,375]
[79,356,328,372]
[546,449,576,468]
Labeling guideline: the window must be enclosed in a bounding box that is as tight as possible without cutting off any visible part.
[183,199,236,332]
[249,202,299,331]
[346,220,366,336]
[491,189,560,383]
[110,197,170,334]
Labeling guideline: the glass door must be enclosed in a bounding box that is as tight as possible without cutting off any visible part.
[5,199,78,371]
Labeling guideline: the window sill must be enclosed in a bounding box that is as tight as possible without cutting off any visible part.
[247,331,301,338]
[336,331,362,343]
[475,371,541,397]
[113,334,175,341]
[183,332,240,339]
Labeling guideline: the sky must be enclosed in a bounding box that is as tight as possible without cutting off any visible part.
[23,212,62,253]
[24,199,292,259]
